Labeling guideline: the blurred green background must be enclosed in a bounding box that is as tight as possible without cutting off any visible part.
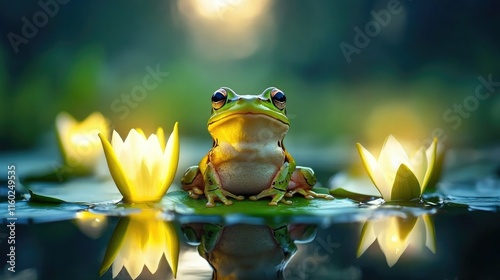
[1,0,499,151]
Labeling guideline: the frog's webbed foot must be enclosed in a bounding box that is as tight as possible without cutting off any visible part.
[285,166,334,200]
[205,186,244,207]
[204,163,244,207]
[286,188,334,200]
[249,162,293,206]
[249,188,292,206]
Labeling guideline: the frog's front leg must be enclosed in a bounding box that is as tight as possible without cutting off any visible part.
[286,166,334,200]
[249,161,294,206]
[204,162,244,207]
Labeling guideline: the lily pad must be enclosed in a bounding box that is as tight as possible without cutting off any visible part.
[162,188,361,223]
[28,189,66,203]
[328,172,381,202]
[24,177,122,204]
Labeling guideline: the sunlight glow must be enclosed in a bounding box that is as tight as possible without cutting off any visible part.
[75,211,108,239]
[177,0,273,59]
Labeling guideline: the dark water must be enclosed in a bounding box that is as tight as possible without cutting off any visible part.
[1,201,500,280]
[1,148,500,280]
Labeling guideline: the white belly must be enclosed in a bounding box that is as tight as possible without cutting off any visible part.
[210,141,285,195]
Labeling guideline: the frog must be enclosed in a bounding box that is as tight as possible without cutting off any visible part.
[181,87,334,207]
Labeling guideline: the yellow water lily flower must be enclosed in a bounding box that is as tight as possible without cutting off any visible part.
[99,123,179,203]
[357,214,436,267]
[99,208,179,279]
[356,135,438,201]
[56,111,109,175]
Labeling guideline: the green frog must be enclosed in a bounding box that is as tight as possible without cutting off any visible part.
[181,87,333,207]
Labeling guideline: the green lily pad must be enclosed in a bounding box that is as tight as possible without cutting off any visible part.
[24,177,122,204]
[328,172,381,202]
[163,188,360,221]
[28,189,65,204]
[329,188,379,202]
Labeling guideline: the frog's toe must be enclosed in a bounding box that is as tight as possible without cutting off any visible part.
[188,187,204,199]
[268,201,278,206]
[249,195,258,201]
[235,195,245,201]
[223,200,233,206]
[324,194,335,200]
[188,191,199,199]
[281,198,293,205]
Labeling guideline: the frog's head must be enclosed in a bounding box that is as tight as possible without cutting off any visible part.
[208,87,289,126]
[207,87,290,144]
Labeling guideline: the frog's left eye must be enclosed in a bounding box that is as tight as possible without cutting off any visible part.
[212,89,227,110]
[271,89,286,110]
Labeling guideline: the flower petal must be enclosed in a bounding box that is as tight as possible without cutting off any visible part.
[161,122,180,190]
[156,127,166,151]
[119,129,145,180]
[391,164,421,201]
[111,130,124,157]
[55,112,77,164]
[410,147,428,191]
[422,137,438,191]
[99,133,135,202]
[357,143,390,199]
[378,135,411,187]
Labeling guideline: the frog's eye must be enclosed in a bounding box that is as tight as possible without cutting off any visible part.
[212,89,227,110]
[271,89,286,110]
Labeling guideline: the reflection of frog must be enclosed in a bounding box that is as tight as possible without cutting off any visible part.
[181,87,333,207]
[182,223,316,279]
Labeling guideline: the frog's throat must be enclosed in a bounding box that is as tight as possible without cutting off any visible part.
[207,113,289,145]
[208,112,289,127]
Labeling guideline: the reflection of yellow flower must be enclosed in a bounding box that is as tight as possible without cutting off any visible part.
[357,214,436,267]
[357,135,438,201]
[100,209,179,279]
[99,123,179,203]
[56,112,109,175]
[75,211,107,239]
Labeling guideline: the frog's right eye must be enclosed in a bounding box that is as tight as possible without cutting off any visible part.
[212,89,227,110]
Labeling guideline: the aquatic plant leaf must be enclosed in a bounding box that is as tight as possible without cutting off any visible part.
[28,189,65,204]
[25,177,122,204]
[163,188,359,221]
